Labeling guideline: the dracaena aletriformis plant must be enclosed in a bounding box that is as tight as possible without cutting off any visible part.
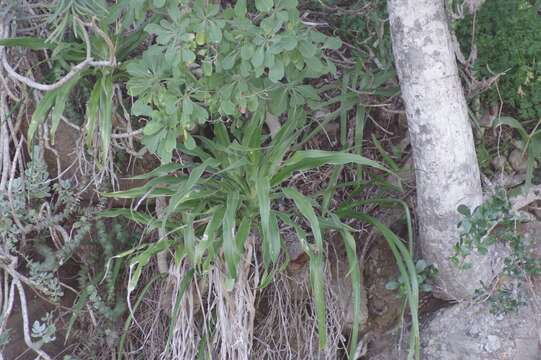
[125,0,342,162]
[105,109,390,350]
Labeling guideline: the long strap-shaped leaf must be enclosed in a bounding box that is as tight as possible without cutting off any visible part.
[165,158,214,217]
[336,225,362,358]
[28,75,81,149]
[256,174,280,266]
[283,187,327,348]
[343,212,420,360]
[223,190,240,279]
[272,150,393,186]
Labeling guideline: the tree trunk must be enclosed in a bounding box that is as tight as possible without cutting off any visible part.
[388,0,496,300]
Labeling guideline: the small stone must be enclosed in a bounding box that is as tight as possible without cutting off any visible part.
[484,335,501,353]
[508,149,528,172]
[421,302,540,359]
[491,155,507,172]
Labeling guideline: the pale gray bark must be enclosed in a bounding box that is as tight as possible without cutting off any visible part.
[388,0,496,300]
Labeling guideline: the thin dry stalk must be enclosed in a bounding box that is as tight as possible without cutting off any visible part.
[213,234,259,360]
[163,261,200,360]
[253,257,348,360]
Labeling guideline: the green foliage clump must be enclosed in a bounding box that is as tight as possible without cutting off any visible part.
[385,259,437,296]
[31,312,57,347]
[456,0,541,120]
[455,191,540,276]
[453,192,512,264]
[127,0,341,162]
[0,1,420,357]
[487,284,527,315]
[105,110,387,351]
[0,143,137,353]
[455,191,541,313]
[66,219,140,351]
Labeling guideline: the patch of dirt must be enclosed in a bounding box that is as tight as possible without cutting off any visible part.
[3,262,79,360]
[361,221,449,358]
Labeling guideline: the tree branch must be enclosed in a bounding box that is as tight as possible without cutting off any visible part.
[0,17,116,92]
[14,278,52,360]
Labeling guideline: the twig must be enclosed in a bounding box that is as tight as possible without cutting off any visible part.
[0,17,116,92]
[7,137,30,234]
[14,278,53,360]
[111,128,144,139]
[0,68,19,101]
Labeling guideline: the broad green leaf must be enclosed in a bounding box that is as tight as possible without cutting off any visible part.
[278,0,298,9]
[182,48,196,64]
[251,46,265,68]
[158,131,177,164]
[240,44,255,61]
[143,121,163,136]
[153,0,166,8]
[234,0,247,17]
[323,36,342,50]
[132,100,152,116]
[264,49,275,68]
[270,87,288,116]
[196,31,207,45]
[239,60,251,77]
[255,0,274,12]
[203,60,213,76]
[269,59,285,82]
[221,100,236,115]
[183,98,194,116]
[299,40,317,57]
[280,34,297,51]
[184,133,197,150]
[208,22,222,43]
[222,52,237,70]
[457,204,471,216]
